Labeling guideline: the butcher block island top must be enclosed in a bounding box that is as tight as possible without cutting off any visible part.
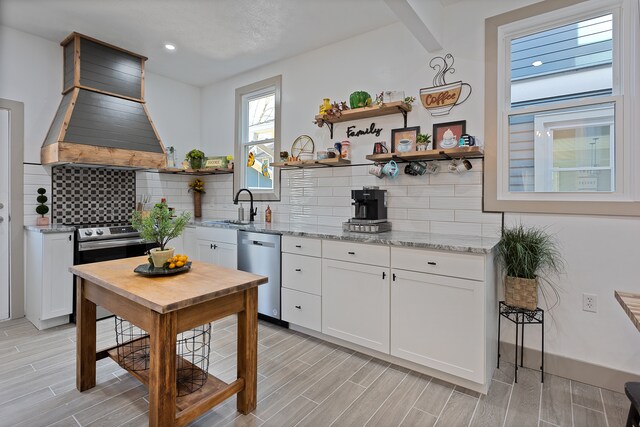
[71,256,268,427]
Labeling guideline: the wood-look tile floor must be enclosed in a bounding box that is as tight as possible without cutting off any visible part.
[0,316,629,427]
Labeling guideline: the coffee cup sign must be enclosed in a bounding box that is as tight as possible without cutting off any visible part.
[420,54,472,117]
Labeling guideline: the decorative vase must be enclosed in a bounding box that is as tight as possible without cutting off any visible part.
[189,158,203,170]
[150,247,175,268]
[504,276,538,310]
[36,216,49,226]
[193,191,202,218]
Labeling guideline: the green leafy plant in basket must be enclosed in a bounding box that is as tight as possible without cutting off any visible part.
[131,203,191,268]
[495,224,564,311]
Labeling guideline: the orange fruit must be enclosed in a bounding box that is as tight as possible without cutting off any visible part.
[179,255,187,262]
[168,263,176,269]
[176,261,184,268]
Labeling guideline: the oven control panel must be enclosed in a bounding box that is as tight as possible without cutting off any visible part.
[76,225,140,241]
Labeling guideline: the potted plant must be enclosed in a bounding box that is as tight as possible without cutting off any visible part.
[131,203,191,268]
[496,224,564,310]
[185,149,205,170]
[416,133,432,151]
[36,188,49,226]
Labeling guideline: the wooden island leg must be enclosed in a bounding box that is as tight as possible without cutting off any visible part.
[237,287,258,414]
[149,311,177,427]
[76,277,97,391]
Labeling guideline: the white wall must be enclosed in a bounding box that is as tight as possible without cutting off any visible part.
[199,0,640,377]
[0,25,201,224]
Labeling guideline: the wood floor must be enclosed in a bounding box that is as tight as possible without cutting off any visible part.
[0,316,629,427]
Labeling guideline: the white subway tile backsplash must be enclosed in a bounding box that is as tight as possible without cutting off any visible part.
[318,176,350,187]
[391,219,430,233]
[482,223,502,238]
[407,185,455,197]
[387,208,408,220]
[387,196,429,209]
[454,210,502,224]
[431,221,482,236]
[429,171,483,185]
[454,185,483,197]
[407,209,455,222]
[430,197,482,210]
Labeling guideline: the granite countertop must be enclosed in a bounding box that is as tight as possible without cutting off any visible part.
[24,224,76,233]
[190,219,498,254]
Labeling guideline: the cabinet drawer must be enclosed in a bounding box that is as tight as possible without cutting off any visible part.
[391,247,484,280]
[322,240,390,267]
[282,236,322,257]
[196,226,237,244]
[282,253,321,295]
[282,288,321,331]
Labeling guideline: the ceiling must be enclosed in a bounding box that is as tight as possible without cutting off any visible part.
[0,0,405,87]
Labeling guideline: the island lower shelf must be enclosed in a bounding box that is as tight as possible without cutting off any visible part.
[107,339,243,415]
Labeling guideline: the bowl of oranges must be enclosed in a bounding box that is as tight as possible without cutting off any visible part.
[134,253,192,276]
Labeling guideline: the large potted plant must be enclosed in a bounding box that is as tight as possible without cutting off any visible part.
[496,224,564,310]
[185,149,205,170]
[131,203,191,268]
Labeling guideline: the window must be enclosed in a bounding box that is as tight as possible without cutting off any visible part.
[234,76,281,201]
[484,0,640,216]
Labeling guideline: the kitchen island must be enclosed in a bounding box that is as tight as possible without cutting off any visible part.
[70,256,267,427]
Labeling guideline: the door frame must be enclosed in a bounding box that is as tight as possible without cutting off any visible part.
[1,98,25,319]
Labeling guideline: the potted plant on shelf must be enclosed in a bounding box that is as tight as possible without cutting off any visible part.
[416,133,432,151]
[35,188,49,226]
[131,202,191,268]
[496,224,564,311]
[185,149,205,170]
[188,178,205,218]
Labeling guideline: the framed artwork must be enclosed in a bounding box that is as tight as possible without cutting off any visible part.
[391,126,420,154]
[433,120,466,149]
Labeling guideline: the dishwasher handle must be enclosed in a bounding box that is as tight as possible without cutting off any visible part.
[239,237,276,248]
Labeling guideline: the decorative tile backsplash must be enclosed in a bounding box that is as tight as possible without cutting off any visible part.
[51,165,136,225]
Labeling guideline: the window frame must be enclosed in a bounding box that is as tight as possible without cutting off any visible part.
[234,75,282,202]
[484,0,640,216]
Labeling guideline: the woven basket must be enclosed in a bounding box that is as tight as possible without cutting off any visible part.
[504,276,538,310]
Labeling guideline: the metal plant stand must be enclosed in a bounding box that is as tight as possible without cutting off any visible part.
[497,301,544,383]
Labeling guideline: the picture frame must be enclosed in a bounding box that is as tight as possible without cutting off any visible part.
[433,120,466,149]
[390,126,420,154]
[203,156,228,169]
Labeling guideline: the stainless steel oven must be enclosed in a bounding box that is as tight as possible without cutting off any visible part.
[72,225,157,321]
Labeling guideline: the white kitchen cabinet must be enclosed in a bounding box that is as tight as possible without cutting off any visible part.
[25,230,74,330]
[390,269,485,382]
[281,236,322,331]
[195,227,237,269]
[322,258,390,353]
[390,246,496,388]
[182,226,197,258]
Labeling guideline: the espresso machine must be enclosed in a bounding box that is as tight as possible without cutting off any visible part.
[343,187,392,233]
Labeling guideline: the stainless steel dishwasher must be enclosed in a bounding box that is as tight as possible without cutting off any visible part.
[237,230,282,320]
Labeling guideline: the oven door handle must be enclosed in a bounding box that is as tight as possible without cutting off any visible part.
[78,238,151,251]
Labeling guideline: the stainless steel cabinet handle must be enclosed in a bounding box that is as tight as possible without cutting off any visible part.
[295,305,301,309]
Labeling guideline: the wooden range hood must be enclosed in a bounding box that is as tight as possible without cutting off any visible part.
[41,32,166,169]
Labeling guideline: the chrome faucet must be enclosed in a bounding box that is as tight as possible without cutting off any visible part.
[233,188,257,222]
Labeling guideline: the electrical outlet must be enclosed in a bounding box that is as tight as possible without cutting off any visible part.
[583,293,597,312]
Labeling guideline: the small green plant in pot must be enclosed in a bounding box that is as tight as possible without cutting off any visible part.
[496,224,564,311]
[131,203,191,268]
[416,133,432,151]
[185,149,205,170]
[36,188,49,226]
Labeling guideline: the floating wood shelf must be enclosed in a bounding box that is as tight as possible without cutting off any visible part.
[271,157,351,169]
[314,101,411,138]
[155,167,234,175]
[366,146,484,163]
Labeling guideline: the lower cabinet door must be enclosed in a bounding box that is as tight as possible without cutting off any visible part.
[322,259,390,353]
[390,269,485,383]
[196,239,216,264]
[282,288,321,331]
[196,240,237,269]
[42,233,73,320]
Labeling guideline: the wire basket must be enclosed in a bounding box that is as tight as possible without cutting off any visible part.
[114,317,212,396]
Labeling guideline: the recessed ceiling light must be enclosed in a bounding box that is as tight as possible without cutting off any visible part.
[164,44,176,51]
[532,60,543,67]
